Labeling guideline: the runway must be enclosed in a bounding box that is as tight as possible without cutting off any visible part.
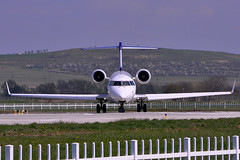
[0,111,240,125]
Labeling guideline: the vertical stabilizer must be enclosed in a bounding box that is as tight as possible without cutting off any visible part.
[119,42,123,71]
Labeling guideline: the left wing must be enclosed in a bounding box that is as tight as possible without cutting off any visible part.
[6,82,108,101]
[135,81,235,101]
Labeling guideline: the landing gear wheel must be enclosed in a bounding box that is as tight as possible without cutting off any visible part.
[137,104,141,112]
[118,107,125,113]
[97,104,101,113]
[96,99,107,113]
[136,102,147,112]
[143,104,147,112]
[103,104,107,113]
[118,103,125,113]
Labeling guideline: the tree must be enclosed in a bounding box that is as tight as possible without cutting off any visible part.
[57,80,68,93]
[163,82,194,93]
[136,83,161,94]
[56,79,106,94]
[38,83,57,94]
[200,76,229,92]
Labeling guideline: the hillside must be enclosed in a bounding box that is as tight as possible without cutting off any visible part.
[0,48,239,88]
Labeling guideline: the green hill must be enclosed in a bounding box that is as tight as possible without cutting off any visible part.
[0,48,239,89]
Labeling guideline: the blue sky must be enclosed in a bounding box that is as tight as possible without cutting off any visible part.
[1,0,240,54]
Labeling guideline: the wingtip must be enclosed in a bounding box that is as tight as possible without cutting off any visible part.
[5,82,11,95]
[231,80,236,94]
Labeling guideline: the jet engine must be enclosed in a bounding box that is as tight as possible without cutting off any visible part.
[92,69,107,84]
[136,69,151,84]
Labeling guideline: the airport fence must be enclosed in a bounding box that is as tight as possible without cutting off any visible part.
[1,101,240,111]
[2,135,240,160]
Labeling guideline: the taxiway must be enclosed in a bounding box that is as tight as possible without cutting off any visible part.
[0,112,240,125]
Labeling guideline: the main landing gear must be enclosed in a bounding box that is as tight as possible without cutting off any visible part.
[117,102,147,113]
[137,101,147,112]
[96,100,107,113]
[96,101,147,113]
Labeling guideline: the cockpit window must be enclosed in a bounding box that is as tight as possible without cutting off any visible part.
[122,81,130,86]
[109,81,121,86]
[109,81,135,86]
[114,81,121,86]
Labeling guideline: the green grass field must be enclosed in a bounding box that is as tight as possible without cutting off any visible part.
[0,118,240,159]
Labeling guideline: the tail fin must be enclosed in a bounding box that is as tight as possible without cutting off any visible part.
[119,42,123,71]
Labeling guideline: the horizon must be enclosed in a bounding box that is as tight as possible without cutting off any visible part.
[1,45,239,56]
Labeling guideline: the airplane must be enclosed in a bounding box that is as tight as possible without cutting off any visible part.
[6,42,235,113]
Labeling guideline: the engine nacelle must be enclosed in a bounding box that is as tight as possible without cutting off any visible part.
[136,69,151,84]
[92,69,107,84]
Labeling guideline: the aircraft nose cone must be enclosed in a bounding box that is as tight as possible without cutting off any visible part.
[109,86,135,103]
[116,92,126,100]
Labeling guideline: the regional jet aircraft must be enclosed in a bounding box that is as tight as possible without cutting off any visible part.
[6,42,235,113]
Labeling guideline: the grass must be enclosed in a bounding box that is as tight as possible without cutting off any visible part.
[0,118,240,159]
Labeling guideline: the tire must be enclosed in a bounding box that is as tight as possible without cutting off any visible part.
[97,104,101,113]
[143,104,147,112]
[118,107,125,113]
[103,104,107,113]
[137,104,141,112]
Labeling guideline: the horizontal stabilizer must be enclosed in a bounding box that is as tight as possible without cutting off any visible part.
[81,46,119,50]
[82,43,159,50]
[82,42,159,71]
[121,46,159,50]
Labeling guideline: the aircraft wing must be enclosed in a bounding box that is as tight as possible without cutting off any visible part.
[135,91,232,101]
[6,82,108,101]
[135,81,235,101]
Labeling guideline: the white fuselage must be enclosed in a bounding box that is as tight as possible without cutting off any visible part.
[108,71,136,103]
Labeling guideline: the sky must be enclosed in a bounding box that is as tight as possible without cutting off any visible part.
[1,0,240,54]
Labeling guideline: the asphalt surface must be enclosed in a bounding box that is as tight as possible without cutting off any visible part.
[0,111,240,125]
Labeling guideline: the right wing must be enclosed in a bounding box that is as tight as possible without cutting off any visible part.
[135,81,235,101]
[6,82,108,101]
[135,91,233,101]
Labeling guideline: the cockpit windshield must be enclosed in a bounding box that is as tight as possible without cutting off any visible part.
[122,81,130,86]
[109,81,135,86]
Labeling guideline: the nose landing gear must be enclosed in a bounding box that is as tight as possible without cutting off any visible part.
[118,102,125,113]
